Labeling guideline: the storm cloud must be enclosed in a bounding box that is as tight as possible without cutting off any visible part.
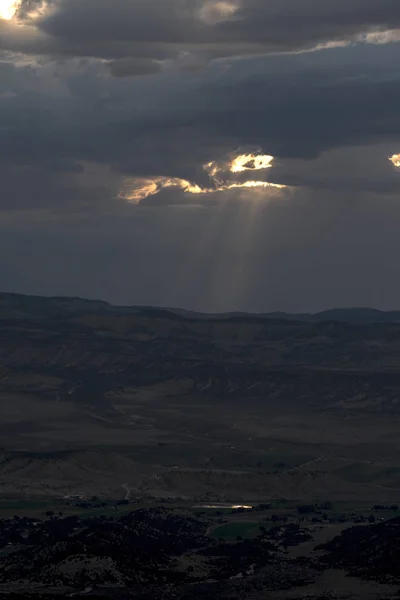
[0,0,400,311]
[3,0,400,63]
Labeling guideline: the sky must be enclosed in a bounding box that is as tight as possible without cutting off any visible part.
[0,0,400,313]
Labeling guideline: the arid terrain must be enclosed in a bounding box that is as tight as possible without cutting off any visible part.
[1,293,400,506]
[2,293,400,598]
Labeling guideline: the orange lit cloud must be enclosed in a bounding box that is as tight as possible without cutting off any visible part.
[118,177,204,202]
[119,153,285,203]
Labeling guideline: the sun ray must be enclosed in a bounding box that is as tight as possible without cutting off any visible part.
[171,203,233,310]
[117,153,286,313]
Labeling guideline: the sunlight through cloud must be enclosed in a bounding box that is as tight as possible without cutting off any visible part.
[0,0,49,21]
[118,177,206,203]
[0,0,20,20]
[119,153,285,204]
[199,1,238,24]
[389,154,400,168]
[230,154,274,173]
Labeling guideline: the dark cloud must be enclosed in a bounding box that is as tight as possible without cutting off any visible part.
[107,58,162,77]
[36,0,400,55]
[1,42,399,203]
[268,144,400,194]
[0,164,115,210]
[217,0,400,48]
[1,1,400,310]
[1,0,399,63]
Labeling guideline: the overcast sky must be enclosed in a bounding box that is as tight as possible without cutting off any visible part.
[0,0,400,313]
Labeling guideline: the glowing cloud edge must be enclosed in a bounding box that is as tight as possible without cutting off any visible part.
[119,153,285,203]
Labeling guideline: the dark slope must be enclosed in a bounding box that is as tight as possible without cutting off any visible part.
[1,291,399,323]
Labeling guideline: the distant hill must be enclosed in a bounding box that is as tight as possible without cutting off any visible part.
[0,291,399,324]
[279,307,400,324]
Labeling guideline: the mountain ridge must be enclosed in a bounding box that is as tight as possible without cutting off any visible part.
[0,291,399,323]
